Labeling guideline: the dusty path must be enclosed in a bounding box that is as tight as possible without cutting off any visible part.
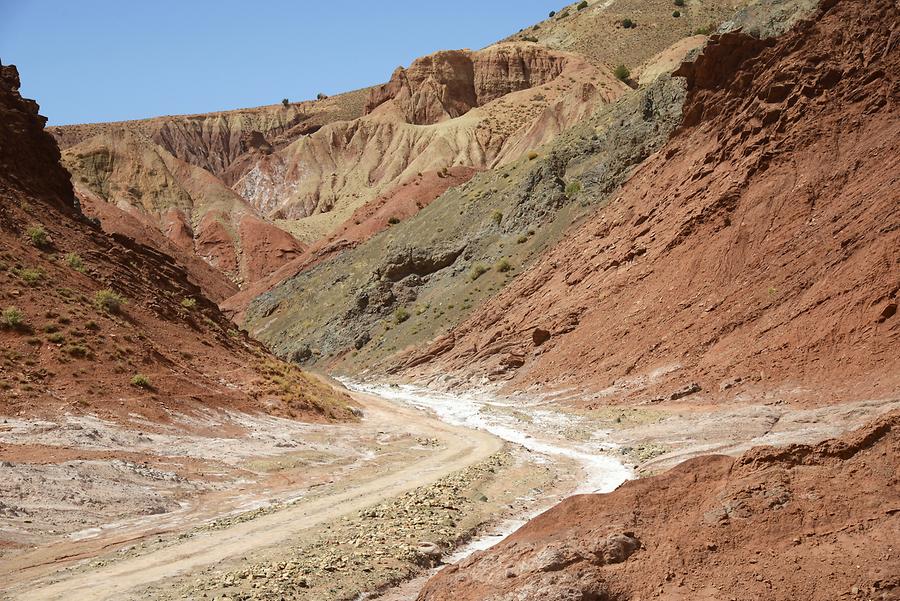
[4,390,503,601]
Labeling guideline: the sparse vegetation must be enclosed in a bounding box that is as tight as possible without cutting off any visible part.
[387,216,401,225]
[94,289,126,314]
[470,263,488,281]
[16,267,43,286]
[491,210,503,225]
[394,307,410,324]
[674,0,685,6]
[517,235,529,244]
[694,24,713,35]
[281,98,290,107]
[47,332,65,344]
[1,306,25,330]
[577,1,589,9]
[65,252,85,272]
[565,181,582,198]
[614,64,631,81]
[180,297,197,310]
[26,225,49,248]
[621,18,636,28]
[548,10,555,17]
[673,10,681,17]
[130,374,153,389]
[495,258,512,273]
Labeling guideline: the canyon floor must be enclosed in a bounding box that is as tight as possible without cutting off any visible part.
[1,381,895,601]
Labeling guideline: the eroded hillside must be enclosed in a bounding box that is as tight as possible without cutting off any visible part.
[394,0,900,407]
[0,64,354,424]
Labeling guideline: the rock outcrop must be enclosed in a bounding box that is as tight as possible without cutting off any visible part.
[420,411,900,601]
[365,45,569,125]
[396,0,900,405]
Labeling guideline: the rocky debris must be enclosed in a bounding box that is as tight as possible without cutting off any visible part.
[420,411,900,601]
[182,453,512,601]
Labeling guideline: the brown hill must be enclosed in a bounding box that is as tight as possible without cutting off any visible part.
[0,63,354,424]
[395,0,900,407]
[62,130,306,285]
[420,409,900,601]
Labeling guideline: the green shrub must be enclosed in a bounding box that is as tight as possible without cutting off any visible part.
[495,259,512,273]
[621,18,635,28]
[549,10,556,17]
[394,307,410,324]
[673,10,681,17]
[130,374,153,389]
[26,225,49,248]
[1,307,24,329]
[565,181,582,198]
[694,25,713,35]
[85,320,100,331]
[17,267,43,286]
[66,344,90,359]
[614,64,631,81]
[517,235,529,244]
[470,263,488,281]
[491,210,503,225]
[577,1,588,9]
[387,216,400,225]
[674,0,685,6]
[281,98,290,107]
[94,289,126,314]
[47,332,65,344]
[180,297,197,310]
[65,252,85,272]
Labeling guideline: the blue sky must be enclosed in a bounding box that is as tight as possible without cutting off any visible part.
[0,0,561,125]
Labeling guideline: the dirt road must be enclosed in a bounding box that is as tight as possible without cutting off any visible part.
[5,390,503,601]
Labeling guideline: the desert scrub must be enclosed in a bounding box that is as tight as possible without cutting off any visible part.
[517,235,529,244]
[65,252,85,272]
[387,216,400,225]
[257,360,353,419]
[495,258,512,273]
[527,151,539,160]
[491,210,503,225]
[180,297,197,310]
[94,289,125,314]
[394,307,410,324]
[470,263,488,281]
[565,180,582,198]
[614,64,631,81]
[26,225,49,248]
[130,374,153,389]
[15,267,43,286]
[1,306,25,330]
[577,0,588,9]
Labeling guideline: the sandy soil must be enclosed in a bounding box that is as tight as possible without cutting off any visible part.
[1,387,550,600]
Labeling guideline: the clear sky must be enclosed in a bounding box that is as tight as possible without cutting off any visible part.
[0,0,562,125]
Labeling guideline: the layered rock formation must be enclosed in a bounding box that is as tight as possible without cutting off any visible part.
[233,43,625,238]
[420,410,900,600]
[62,130,306,285]
[397,0,900,405]
[365,45,569,124]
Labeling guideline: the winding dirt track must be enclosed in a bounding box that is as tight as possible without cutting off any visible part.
[7,391,502,601]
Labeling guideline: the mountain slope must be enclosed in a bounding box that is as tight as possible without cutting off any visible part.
[394,0,900,406]
[0,63,354,423]
[420,409,900,601]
